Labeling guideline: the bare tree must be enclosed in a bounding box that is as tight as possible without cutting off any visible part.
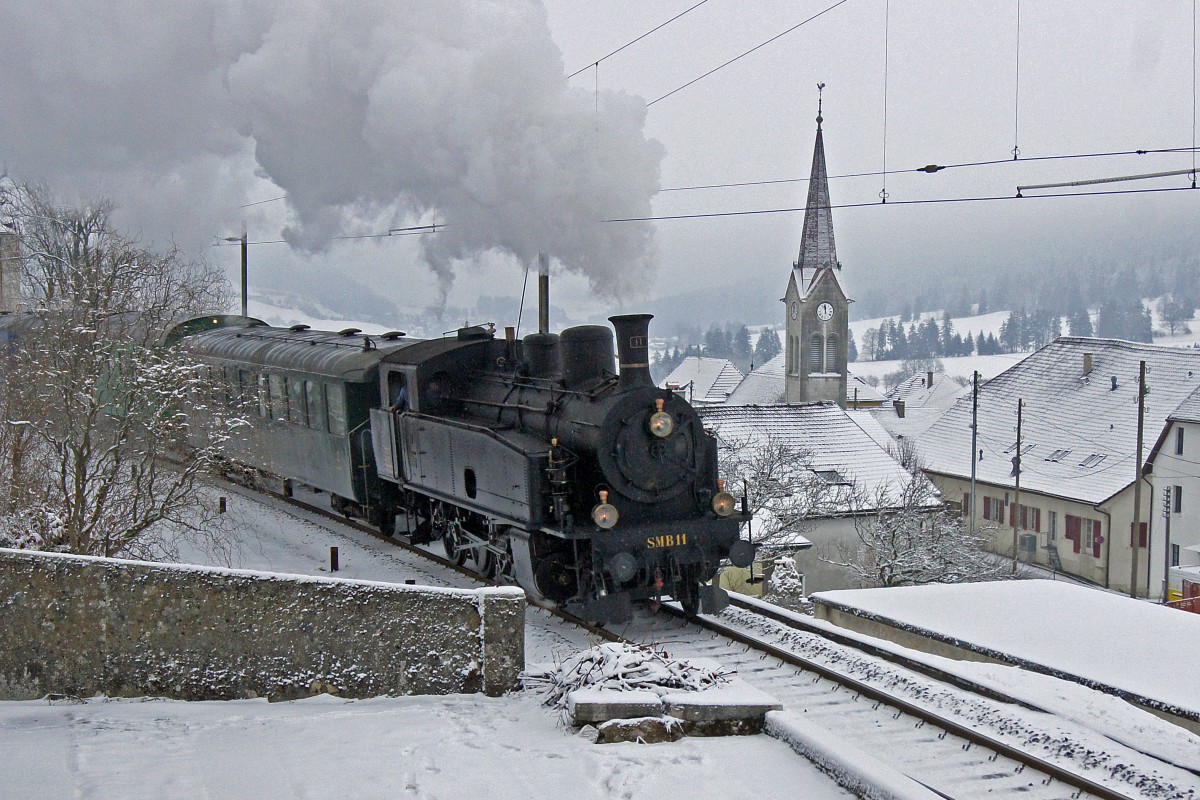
[714,431,838,557]
[826,479,1011,588]
[0,178,238,559]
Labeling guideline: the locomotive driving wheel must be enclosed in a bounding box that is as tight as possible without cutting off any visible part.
[675,566,703,616]
[434,504,468,566]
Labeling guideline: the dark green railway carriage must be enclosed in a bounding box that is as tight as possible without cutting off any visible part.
[181,322,419,517]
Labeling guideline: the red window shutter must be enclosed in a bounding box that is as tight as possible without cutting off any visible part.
[963,493,971,517]
[1066,515,1081,554]
[998,502,1005,525]
[983,496,991,520]
[1129,522,1147,548]
[1093,521,1104,558]
[1034,508,1041,533]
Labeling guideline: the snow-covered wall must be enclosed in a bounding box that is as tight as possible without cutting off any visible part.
[0,549,524,700]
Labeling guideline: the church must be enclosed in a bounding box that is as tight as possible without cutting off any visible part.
[781,93,851,407]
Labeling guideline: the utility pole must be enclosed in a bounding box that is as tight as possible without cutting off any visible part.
[1011,398,1023,575]
[970,370,979,535]
[1130,359,1147,598]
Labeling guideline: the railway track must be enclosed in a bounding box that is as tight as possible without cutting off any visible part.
[227,482,1198,800]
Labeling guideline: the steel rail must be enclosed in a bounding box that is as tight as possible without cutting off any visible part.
[662,603,1137,800]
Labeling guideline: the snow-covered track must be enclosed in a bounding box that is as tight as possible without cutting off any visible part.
[613,604,1196,800]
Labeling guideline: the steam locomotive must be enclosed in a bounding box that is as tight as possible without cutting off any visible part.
[177,312,753,623]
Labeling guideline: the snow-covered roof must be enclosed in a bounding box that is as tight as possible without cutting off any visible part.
[700,403,938,511]
[886,372,967,409]
[1167,383,1200,424]
[721,354,885,408]
[724,353,786,405]
[847,375,886,405]
[916,337,1200,504]
[660,356,744,405]
[869,406,951,443]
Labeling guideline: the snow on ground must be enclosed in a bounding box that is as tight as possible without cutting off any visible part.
[0,489,853,800]
[3,693,850,800]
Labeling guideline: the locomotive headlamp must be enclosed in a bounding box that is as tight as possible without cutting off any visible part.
[712,480,737,517]
[648,398,675,438]
[592,490,619,529]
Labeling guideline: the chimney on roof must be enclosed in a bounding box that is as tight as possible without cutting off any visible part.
[1083,352,1093,376]
[893,399,906,418]
[926,370,933,388]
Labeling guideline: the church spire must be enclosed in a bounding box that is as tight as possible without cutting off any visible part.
[794,83,838,285]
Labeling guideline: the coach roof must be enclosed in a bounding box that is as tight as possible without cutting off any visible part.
[183,325,423,382]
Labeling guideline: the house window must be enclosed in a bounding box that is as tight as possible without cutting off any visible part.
[1048,510,1057,541]
[1018,504,1041,531]
[1045,449,1071,462]
[1065,515,1102,557]
[1171,543,1180,567]
[1175,485,1183,514]
[1078,453,1107,468]
[812,469,852,486]
[809,335,823,374]
[982,496,1005,523]
[1176,427,1185,456]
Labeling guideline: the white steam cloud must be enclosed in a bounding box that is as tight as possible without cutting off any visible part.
[0,1,664,300]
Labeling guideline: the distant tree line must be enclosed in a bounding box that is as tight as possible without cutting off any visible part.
[652,322,859,383]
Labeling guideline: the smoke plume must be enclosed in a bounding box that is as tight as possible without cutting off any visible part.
[0,1,664,300]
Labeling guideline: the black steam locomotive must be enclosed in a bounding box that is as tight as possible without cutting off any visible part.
[177,312,753,623]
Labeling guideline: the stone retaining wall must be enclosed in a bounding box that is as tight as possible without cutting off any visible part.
[0,548,524,700]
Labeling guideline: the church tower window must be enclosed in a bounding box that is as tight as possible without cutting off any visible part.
[825,334,838,374]
[809,334,824,374]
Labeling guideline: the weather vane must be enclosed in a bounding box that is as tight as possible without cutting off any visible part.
[816,82,825,125]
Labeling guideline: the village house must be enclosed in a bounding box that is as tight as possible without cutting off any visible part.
[914,336,1200,597]
[1144,385,1200,605]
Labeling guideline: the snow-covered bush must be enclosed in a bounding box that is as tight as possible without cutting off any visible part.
[534,642,731,719]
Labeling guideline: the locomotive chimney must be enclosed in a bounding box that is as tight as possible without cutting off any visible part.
[538,253,550,334]
[609,314,654,389]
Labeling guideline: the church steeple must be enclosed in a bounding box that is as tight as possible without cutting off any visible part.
[793,83,838,288]
[782,84,850,408]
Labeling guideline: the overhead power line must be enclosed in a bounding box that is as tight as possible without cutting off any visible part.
[606,184,1196,223]
[647,0,851,107]
[567,1,711,80]
[212,225,441,247]
[657,146,1200,193]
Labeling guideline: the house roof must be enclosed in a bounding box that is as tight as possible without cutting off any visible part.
[916,337,1200,504]
[660,356,745,404]
[724,352,786,405]
[869,406,951,443]
[886,372,967,409]
[1168,383,1200,424]
[720,354,884,408]
[699,402,938,512]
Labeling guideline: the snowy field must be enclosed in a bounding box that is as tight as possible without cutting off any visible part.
[0,490,852,800]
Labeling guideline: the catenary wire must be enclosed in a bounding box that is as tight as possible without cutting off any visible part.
[658,146,1200,193]
[567,1,711,80]
[647,0,851,107]
[605,184,1196,223]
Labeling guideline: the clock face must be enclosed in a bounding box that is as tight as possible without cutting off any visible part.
[817,302,834,321]
[790,302,799,320]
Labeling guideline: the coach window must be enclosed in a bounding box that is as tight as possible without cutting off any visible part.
[288,377,307,426]
[257,373,269,418]
[269,374,288,420]
[224,366,239,407]
[306,380,326,431]
[326,383,347,436]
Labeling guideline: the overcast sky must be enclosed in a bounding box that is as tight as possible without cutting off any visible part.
[2,1,1197,324]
